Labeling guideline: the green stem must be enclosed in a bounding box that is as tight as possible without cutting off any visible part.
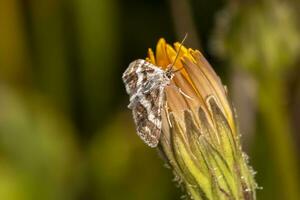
[258,76,300,200]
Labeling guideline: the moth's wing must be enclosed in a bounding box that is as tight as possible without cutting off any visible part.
[122,59,144,96]
[131,87,164,147]
[122,59,162,96]
[123,59,166,147]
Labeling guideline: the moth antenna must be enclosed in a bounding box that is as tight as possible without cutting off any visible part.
[168,33,188,72]
[173,66,184,73]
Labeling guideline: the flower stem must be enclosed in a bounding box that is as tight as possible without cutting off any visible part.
[258,77,300,200]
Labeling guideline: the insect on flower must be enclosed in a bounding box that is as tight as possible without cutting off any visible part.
[122,35,188,147]
[123,37,257,200]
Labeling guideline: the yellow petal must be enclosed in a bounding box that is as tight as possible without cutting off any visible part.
[156,38,170,68]
[146,48,156,65]
[174,42,188,55]
[166,44,184,69]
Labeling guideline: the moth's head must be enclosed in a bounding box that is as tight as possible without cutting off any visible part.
[165,64,176,79]
[166,63,185,80]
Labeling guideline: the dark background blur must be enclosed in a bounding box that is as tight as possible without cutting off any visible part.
[0,0,300,199]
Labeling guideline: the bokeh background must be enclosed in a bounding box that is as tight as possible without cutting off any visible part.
[0,0,300,199]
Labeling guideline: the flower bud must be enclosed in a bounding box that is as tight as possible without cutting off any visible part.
[147,39,257,200]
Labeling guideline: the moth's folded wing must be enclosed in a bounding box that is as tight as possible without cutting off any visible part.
[122,59,144,95]
[132,102,160,148]
[131,87,164,148]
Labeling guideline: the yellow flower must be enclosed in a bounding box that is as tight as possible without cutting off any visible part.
[147,38,235,130]
[146,38,257,200]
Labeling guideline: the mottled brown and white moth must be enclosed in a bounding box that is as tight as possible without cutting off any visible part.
[122,36,188,147]
[122,59,175,147]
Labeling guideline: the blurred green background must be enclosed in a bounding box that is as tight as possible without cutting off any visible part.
[0,0,300,199]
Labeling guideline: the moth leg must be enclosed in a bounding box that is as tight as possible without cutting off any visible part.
[164,101,172,128]
[178,88,193,100]
[169,85,193,100]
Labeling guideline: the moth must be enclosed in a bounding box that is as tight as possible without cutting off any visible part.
[122,36,187,148]
[122,59,175,147]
